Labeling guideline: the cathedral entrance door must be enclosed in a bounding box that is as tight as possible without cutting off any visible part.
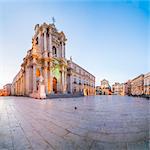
[53,77,57,93]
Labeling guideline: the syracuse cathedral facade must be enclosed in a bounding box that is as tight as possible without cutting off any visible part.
[11,22,95,98]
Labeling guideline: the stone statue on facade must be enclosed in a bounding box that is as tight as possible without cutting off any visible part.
[30,74,46,99]
[39,75,44,83]
[38,75,46,99]
[70,56,72,61]
[32,38,38,53]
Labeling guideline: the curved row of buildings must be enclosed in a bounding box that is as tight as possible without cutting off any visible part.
[112,73,150,97]
[96,72,150,98]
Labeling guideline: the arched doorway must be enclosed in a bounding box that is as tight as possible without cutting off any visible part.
[86,89,88,96]
[53,77,57,93]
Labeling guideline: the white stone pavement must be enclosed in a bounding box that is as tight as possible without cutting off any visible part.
[0,96,149,150]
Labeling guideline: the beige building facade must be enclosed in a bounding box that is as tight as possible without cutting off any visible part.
[0,84,11,96]
[144,72,150,96]
[3,84,12,96]
[112,82,125,96]
[112,82,120,95]
[124,80,131,96]
[131,74,144,96]
[11,22,95,97]
[67,59,95,95]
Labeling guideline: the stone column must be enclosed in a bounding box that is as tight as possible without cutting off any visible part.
[16,82,17,95]
[18,79,20,95]
[15,82,17,95]
[24,72,26,95]
[41,34,44,52]
[61,69,64,93]
[18,81,19,95]
[61,66,67,93]
[17,80,19,95]
[20,78,22,95]
[44,30,47,51]
[33,65,37,93]
[64,43,65,58]
[44,67,48,94]
[38,33,41,53]
[29,67,33,94]
[70,73,73,94]
[47,70,50,94]
[49,30,52,57]
[21,78,22,95]
[64,71,67,93]
[61,42,64,58]
[49,62,53,94]
[16,82,18,95]
[25,66,29,95]
[47,30,52,94]
[43,29,48,95]
[21,77,22,95]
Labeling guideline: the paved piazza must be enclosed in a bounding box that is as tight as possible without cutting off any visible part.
[0,96,149,150]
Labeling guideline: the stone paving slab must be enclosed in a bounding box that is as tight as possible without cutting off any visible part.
[0,95,149,150]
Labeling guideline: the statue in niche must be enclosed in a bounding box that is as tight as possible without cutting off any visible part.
[32,38,38,52]
[37,75,46,99]
[39,75,44,84]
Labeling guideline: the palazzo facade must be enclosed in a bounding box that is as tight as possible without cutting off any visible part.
[144,72,150,96]
[11,22,95,97]
[67,60,95,96]
[112,82,125,95]
[131,74,144,96]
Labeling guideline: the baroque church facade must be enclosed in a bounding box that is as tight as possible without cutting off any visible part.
[11,22,95,97]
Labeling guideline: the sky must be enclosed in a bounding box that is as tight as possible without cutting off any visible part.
[0,0,149,88]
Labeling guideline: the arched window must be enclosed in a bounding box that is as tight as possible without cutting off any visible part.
[36,37,38,44]
[52,46,57,57]
[46,28,49,37]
